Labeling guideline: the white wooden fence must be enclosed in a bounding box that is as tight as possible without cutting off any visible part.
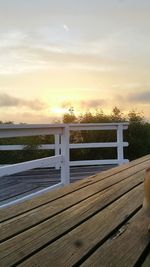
[0,123,129,191]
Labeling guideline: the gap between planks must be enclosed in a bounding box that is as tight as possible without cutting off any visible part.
[7,185,144,267]
[0,168,145,242]
[1,154,150,222]
[0,183,144,266]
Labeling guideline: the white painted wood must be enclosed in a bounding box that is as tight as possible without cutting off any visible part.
[0,144,55,150]
[0,142,129,150]
[0,124,66,130]
[0,155,62,177]
[70,159,129,166]
[117,124,125,165]
[55,134,61,169]
[55,134,60,155]
[0,145,25,150]
[70,123,128,131]
[70,142,128,149]
[70,125,118,131]
[60,125,70,185]
[0,123,129,182]
[70,122,129,127]
[0,124,64,138]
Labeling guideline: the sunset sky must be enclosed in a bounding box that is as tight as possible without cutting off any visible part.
[0,0,150,123]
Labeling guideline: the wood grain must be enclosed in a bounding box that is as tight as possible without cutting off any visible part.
[82,210,150,267]
[1,155,149,222]
[0,168,145,241]
[0,176,144,266]
[8,186,143,267]
[0,155,150,267]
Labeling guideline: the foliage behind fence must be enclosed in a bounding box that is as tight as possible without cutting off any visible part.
[0,107,150,164]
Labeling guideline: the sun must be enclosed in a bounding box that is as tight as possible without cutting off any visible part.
[51,107,68,116]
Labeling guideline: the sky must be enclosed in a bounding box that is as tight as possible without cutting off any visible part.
[0,0,150,123]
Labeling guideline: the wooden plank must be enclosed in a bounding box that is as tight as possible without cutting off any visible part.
[14,165,112,176]
[0,174,95,193]
[5,185,143,267]
[0,169,145,241]
[0,171,97,181]
[0,179,18,189]
[81,210,150,267]
[0,186,143,266]
[1,155,149,222]
[0,171,102,183]
[0,167,109,206]
[0,183,40,202]
[0,171,144,241]
[0,187,45,206]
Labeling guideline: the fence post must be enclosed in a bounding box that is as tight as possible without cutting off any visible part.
[117,124,124,165]
[55,134,60,169]
[60,125,70,185]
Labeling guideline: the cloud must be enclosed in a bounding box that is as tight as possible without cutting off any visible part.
[0,93,47,110]
[0,31,27,49]
[62,24,70,32]
[60,99,107,110]
[20,44,118,73]
[0,29,127,75]
[18,112,57,123]
[80,99,107,108]
[129,91,150,104]
[115,90,150,105]
[0,110,57,124]
[61,101,72,109]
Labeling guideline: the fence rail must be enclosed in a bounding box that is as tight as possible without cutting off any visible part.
[0,123,129,192]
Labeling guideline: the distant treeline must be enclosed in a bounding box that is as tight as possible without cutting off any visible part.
[63,107,150,162]
[0,107,150,164]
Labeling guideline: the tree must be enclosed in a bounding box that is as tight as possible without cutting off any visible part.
[111,107,125,122]
[125,110,150,160]
[62,107,150,161]
[63,107,77,123]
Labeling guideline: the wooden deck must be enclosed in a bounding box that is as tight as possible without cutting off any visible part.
[0,165,114,205]
[0,155,150,267]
